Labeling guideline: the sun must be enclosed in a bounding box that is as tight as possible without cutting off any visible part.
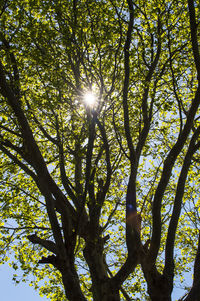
[83,91,96,107]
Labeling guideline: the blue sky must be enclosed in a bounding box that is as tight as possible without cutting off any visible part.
[0,260,192,300]
[0,263,47,301]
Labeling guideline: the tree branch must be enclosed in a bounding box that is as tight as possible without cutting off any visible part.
[27,233,58,254]
[149,84,200,264]
[123,0,135,163]
[188,0,200,78]
[164,126,200,286]
[96,117,112,200]
[183,232,200,301]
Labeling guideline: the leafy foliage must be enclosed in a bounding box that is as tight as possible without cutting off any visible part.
[0,0,200,300]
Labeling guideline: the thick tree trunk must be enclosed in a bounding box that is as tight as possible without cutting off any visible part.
[61,268,87,301]
[146,274,172,301]
[148,289,171,301]
[142,263,173,301]
[146,276,172,301]
[47,255,87,301]
[91,281,120,301]
[83,241,120,301]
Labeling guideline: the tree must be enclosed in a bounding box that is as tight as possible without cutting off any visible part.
[0,0,200,300]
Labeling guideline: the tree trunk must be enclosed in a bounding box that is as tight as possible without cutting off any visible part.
[92,281,120,301]
[142,264,173,301]
[61,268,87,301]
[148,291,171,301]
[53,256,87,301]
[83,241,120,301]
[146,275,172,301]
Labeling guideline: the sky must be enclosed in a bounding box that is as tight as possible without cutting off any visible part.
[0,263,47,301]
[0,258,192,300]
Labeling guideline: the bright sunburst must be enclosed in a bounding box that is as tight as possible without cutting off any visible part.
[83,91,96,107]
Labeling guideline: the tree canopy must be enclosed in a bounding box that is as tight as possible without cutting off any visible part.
[0,0,200,300]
